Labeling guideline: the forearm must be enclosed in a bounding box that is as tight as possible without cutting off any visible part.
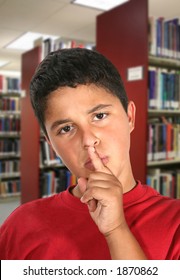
[105,224,147,260]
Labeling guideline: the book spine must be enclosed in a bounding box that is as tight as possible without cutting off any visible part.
[149,16,180,60]
[0,179,21,197]
[147,168,180,198]
[40,168,76,197]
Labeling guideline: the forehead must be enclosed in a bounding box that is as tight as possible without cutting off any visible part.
[45,84,121,115]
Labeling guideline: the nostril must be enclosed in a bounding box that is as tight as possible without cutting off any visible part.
[83,134,100,148]
[94,138,100,146]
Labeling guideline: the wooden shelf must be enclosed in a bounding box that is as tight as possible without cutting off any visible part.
[40,163,65,170]
[0,153,20,159]
[0,132,21,138]
[147,159,180,167]
[0,172,20,180]
[149,55,180,69]
[0,91,25,97]
[148,109,180,116]
[0,111,21,116]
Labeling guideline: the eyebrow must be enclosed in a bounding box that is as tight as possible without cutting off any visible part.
[50,104,112,131]
[87,104,112,114]
[50,118,71,131]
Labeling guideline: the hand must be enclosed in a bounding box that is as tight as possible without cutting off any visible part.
[79,147,147,260]
[78,146,126,236]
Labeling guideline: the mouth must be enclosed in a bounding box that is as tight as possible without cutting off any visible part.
[84,159,95,171]
[84,156,109,171]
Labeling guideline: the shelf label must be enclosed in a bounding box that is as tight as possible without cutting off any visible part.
[127,66,144,81]
[21,90,26,97]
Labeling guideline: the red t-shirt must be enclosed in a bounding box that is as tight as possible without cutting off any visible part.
[0,181,180,259]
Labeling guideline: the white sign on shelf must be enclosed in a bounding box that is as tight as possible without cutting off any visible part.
[127,66,144,81]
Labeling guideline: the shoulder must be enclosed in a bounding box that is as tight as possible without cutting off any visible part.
[1,194,60,230]
[127,181,180,214]
[140,183,180,222]
[0,194,62,259]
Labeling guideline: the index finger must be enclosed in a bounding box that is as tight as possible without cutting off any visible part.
[88,146,111,174]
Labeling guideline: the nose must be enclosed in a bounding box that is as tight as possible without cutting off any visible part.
[82,128,100,149]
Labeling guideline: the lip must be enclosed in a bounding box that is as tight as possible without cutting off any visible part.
[84,156,109,170]
[84,159,95,171]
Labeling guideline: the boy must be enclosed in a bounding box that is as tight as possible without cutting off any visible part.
[0,48,179,260]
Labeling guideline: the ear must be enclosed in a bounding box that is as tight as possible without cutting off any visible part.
[127,101,136,133]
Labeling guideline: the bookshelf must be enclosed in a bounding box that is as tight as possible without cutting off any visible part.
[147,54,180,198]
[0,77,21,199]
[96,0,180,198]
[21,46,41,204]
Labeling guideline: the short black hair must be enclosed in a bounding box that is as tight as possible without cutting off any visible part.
[30,48,128,136]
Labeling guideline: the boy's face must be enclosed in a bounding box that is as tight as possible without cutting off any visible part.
[44,84,135,182]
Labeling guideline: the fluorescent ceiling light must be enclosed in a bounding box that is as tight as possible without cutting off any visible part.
[0,70,21,77]
[0,61,9,67]
[6,32,59,51]
[72,0,129,11]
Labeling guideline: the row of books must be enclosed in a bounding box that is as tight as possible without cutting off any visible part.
[0,115,20,133]
[0,76,21,93]
[147,117,180,162]
[149,16,180,59]
[0,97,21,111]
[147,168,180,199]
[40,169,77,197]
[0,179,21,198]
[34,36,95,59]
[40,140,77,196]
[40,140,63,166]
[0,168,75,198]
[148,67,180,110]
[0,160,20,174]
[0,139,20,156]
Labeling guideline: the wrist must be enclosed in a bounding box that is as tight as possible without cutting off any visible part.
[104,222,129,240]
[104,223,147,260]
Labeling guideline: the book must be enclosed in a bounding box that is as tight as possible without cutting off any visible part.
[156,17,165,56]
[148,67,180,110]
[147,168,179,198]
[148,67,157,108]
[0,179,20,197]
[147,116,180,162]
[40,168,74,197]
[149,16,180,59]
[40,140,63,166]
[149,16,157,56]
[0,138,20,156]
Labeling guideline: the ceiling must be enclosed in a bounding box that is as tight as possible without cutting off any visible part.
[0,0,179,74]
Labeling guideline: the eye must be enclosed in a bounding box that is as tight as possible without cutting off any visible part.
[94,112,107,121]
[58,125,73,135]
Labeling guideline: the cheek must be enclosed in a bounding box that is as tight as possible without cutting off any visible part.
[108,123,131,151]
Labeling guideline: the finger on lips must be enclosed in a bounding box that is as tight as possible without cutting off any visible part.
[80,146,110,211]
[88,146,107,172]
